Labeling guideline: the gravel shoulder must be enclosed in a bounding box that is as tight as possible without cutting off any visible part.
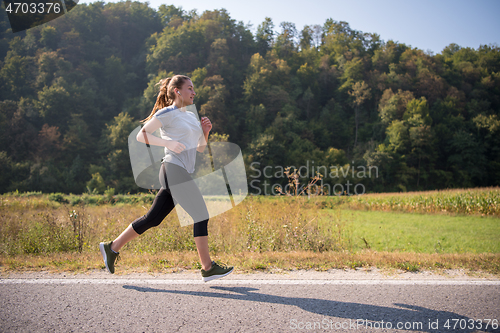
[2,267,499,281]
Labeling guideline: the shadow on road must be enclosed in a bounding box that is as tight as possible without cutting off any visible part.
[122,285,496,332]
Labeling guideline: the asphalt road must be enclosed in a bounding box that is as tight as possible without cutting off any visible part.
[1,272,499,333]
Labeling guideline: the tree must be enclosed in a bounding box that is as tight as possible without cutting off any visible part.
[274,22,297,59]
[62,154,87,193]
[200,75,230,135]
[372,40,407,72]
[302,87,314,119]
[5,101,39,162]
[40,26,59,50]
[157,4,186,26]
[339,57,364,92]
[256,17,275,56]
[34,79,72,131]
[408,124,433,188]
[245,104,267,140]
[0,100,18,150]
[36,51,63,89]
[403,97,432,126]
[378,88,415,124]
[0,53,34,100]
[447,130,486,187]
[386,120,409,154]
[299,25,313,51]
[349,81,371,147]
[98,112,138,192]
[311,24,323,49]
[0,152,14,193]
[473,113,500,185]
[243,53,272,104]
[62,114,95,164]
[207,38,230,77]
[34,124,61,162]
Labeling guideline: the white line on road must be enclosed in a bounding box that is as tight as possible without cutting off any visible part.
[1,279,499,285]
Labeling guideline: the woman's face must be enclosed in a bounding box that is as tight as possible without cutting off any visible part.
[176,79,196,106]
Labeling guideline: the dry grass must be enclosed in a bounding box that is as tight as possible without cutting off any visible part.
[0,195,348,256]
[1,251,498,275]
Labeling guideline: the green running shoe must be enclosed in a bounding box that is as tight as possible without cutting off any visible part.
[201,261,234,282]
[99,241,119,274]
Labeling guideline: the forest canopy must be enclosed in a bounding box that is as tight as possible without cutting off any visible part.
[0,1,499,194]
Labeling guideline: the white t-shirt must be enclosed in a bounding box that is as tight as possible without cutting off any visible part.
[153,105,204,174]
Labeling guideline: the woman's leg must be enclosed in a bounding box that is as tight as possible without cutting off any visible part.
[194,236,212,271]
[162,163,212,269]
[110,224,139,253]
[111,181,176,252]
[100,165,177,273]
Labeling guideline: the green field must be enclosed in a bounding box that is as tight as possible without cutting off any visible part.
[337,209,500,253]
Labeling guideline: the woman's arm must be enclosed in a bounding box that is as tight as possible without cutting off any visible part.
[196,116,212,153]
[136,117,186,153]
[197,131,209,153]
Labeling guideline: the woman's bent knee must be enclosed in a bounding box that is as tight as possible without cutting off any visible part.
[193,219,208,237]
[131,215,163,235]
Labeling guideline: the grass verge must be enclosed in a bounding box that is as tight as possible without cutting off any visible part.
[1,251,499,275]
[1,192,499,276]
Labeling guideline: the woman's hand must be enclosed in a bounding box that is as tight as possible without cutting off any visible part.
[201,116,212,133]
[165,140,186,154]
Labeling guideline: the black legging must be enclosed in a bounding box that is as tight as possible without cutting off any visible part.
[131,162,209,237]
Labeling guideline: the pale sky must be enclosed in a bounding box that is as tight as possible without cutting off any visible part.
[78,0,500,54]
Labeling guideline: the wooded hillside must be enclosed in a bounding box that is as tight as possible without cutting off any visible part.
[1,1,499,194]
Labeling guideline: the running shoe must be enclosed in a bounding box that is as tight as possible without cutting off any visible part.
[99,241,119,274]
[201,261,234,282]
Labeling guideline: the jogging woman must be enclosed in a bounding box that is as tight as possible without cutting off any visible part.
[99,75,233,282]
